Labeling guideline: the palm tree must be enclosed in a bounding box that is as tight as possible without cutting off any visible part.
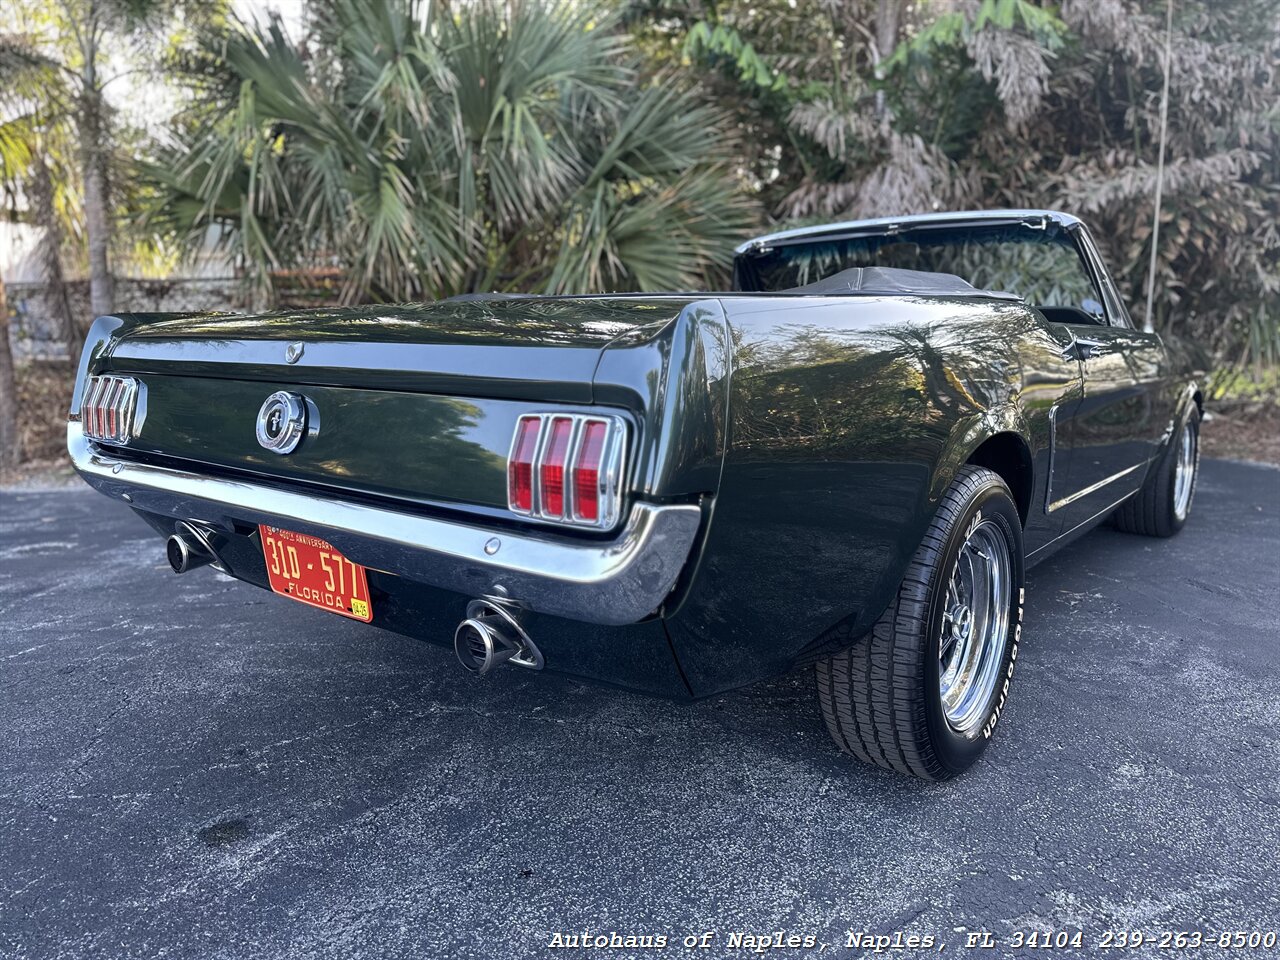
[0,11,83,355]
[149,0,757,302]
[0,271,19,469]
[1,22,82,467]
[1,0,191,327]
[68,0,116,321]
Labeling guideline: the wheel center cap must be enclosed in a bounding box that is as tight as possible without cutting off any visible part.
[950,604,972,639]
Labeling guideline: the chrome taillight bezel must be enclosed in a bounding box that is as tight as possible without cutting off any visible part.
[80,375,145,445]
[507,413,628,529]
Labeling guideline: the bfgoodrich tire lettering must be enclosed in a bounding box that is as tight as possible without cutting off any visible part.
[816,466,1026,780]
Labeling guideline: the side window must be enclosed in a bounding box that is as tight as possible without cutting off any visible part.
[1053,242,1109,327]
[1075,229,1134,329]
[931,231,1110,328]
[734,221,1133,330]
[1010,235,1111,328]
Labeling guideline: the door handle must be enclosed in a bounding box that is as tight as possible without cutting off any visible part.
[1074,337,1105,360]
[1061,335,1105,361]
[1059,331,1078,361]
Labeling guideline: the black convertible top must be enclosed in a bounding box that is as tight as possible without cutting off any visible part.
[785,266,992,296]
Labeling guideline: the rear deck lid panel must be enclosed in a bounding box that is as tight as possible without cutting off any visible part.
[122,374,528,512]
[105,298,695,401]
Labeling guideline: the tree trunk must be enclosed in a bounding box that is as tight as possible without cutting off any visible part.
[30,155,79,363]
[82,107,114,320]
[80,7,114,322]
[872,0,904,121]
[874,0,903,63]
[0,272,20,469]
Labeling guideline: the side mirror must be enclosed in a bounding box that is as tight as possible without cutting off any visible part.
[1082,298,1105,321]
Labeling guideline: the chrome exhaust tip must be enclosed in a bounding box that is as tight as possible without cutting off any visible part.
[453,598,544,674]
[454,617,517,674]
[166,521,222,574]
[166,533,211,574]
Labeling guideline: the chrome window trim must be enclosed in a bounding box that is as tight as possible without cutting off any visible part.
[736,209,1084,254]
[1072,225,1134,330]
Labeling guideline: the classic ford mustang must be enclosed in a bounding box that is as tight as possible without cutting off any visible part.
[69,210,1203,780]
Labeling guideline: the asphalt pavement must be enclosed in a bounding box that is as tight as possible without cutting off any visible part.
[1,459,1278,960]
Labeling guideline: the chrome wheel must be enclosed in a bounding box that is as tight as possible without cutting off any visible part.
[939,519,1012,735]
[1173,420,1197,521]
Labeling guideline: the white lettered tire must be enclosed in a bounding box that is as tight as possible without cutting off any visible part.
[816,466,1025,780]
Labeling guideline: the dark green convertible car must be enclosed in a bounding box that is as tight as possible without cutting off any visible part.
[69,210,1203,780]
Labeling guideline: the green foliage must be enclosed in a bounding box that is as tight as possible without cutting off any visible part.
[624,0,1280,372]
[147,0,757,302]
[683,21,782,91]
[1,0,217,296]
[887,0,1067,69]
[0,7,80,238]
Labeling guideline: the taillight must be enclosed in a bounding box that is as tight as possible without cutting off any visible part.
[539,417,574,518]
[507,413,626,528]
[508,416,541,512]
[573,420,607,522]
[80,375,144,444]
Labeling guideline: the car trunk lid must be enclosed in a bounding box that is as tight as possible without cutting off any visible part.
[91,296,696,518]
[104,297,692,402]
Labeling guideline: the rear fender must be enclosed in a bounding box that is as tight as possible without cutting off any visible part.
[932,405,1035,512]
[70,314,170,414]
[1167,379,1203,446]
[592,299,732,500]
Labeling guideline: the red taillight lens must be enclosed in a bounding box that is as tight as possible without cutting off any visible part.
[508,416,541,513]
[105,379,123,436]
[507,413,624,527]
[539,417,574,518]
[573,420,607,522]
[81,375,142,444]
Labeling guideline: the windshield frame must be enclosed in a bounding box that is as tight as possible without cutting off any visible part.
[733,212,1131,330]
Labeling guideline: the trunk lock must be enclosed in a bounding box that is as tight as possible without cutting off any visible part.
[256,391,312,455]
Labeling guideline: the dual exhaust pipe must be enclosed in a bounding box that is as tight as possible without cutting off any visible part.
[166,520,542,675]
[454,598,544,675]
[166,521,223,574]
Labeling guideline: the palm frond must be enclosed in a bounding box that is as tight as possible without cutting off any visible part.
[143,0,758,302]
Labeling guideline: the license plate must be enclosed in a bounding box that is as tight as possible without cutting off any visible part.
[259,525,373,622]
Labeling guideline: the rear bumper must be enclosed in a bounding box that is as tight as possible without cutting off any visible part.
[68,423,702,625]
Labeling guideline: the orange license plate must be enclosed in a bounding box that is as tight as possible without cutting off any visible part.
[259,525,373,622]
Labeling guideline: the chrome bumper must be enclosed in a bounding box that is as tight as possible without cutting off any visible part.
[68,423,702,625]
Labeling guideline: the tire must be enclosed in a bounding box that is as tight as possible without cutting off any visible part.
[1112,404,1200,538]
[815,466,1026,781]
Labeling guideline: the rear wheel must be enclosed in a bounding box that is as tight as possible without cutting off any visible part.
[815,466,1025,781]
[1113,404,1200,537]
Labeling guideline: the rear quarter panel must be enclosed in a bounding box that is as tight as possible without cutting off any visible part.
[663,295,1079,696]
